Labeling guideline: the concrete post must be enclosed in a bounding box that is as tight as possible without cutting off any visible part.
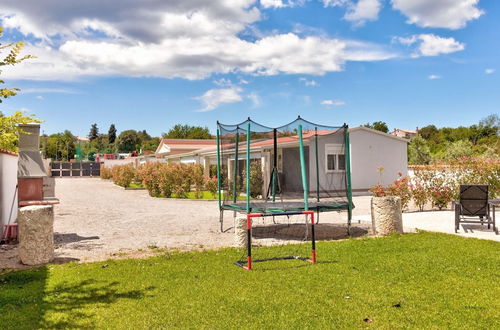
[371,196,403,235]
[18,205,54,265]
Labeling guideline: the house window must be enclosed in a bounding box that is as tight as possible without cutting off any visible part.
[325,144,345,172]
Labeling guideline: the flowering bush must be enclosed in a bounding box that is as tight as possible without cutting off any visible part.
[387,173,412,210]
[369,184,386,197]
[112,164,137,187]
[190,164,205,199]
[205,177,218,199]
[411,182,428,212]
[138,162,163,197]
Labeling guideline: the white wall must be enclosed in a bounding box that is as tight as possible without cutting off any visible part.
[103,158,137,168]
[349,129,407,190]
[0,152,18,230]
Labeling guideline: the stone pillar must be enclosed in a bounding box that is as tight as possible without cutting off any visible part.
[234,216,248,247]
[371,196,403,235]
[18,205,54,265]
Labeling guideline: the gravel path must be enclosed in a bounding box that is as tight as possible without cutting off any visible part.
[1,178,371,268]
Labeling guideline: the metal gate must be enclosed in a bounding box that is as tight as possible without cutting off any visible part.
[51,162,100,177]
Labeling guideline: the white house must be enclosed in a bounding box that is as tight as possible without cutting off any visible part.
[155,126,408,192]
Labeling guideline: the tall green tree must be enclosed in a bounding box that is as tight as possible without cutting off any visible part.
[163,124,213,139]
[408,135,431,165]
[88,123,99,141]
[45,131,76,161]
[108,124,117,144]
[363,121,389,133]
[117,130,140,153]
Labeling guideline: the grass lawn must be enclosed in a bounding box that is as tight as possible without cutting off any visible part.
[1,232,499,329]
[128,183,144,189]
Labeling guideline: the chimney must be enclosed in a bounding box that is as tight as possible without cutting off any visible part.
[17,124,58,206]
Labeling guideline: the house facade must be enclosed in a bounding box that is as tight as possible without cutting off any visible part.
[155,127,408,193]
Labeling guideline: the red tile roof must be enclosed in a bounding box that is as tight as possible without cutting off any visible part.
[0,149,18,156]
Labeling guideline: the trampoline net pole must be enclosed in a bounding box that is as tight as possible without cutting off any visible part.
[298,124,309,211]
[246,122,251,213]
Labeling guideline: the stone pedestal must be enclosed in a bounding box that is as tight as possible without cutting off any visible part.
[234,216,249,247]
[18,205,54,265]
[371,196,403,236]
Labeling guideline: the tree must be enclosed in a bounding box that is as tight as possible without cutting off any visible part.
[363,121,389,133]
[408,135,431,165]
[444,140,474,160]
[117,130,140,153]
[1,111,42,151]
[0,26,40,152]
[108,124,117,144]
[1,26,34,103]
[163,124,213,139]
[44,131,76,161]
[88,123,99,141]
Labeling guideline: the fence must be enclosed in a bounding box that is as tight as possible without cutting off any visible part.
[50,161,100,177]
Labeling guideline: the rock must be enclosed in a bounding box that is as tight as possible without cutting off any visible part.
[18,205,54,265]
[371,196,403,235]
[234,216,249,247]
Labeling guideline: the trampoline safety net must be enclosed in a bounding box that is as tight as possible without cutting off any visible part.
[217,117,353,217]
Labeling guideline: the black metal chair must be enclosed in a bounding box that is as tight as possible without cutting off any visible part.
[454,185,497,234]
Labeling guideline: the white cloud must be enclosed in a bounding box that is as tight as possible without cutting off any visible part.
[485,68,495,74]
[344,0,382,26]
[0,1,396,81]
[35,95,44,100]
[395,34,465,57]
[213,78,233,87]
[247,92,262,108]
[299,77,318,86]
[261,0,286,8]
[21,88,79,94]
[392,0,483,29]
[322,0,347,7]
[428,74,441,80]
[321,99,346,106]
[195,87,243,112]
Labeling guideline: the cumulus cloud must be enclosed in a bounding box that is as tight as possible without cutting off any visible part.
[428,74,441,80]
[344,0,382,26]
[195,87,243,112]
[321,99,346,106]
[0,0,396,81]
[299,77,318,86]
[485,68,495,74]
[392,0,483,29]
[395,34,465,57]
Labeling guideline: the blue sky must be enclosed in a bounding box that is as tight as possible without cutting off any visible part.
[0,0,498,136]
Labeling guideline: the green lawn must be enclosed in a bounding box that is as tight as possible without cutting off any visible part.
[1,232,499,329]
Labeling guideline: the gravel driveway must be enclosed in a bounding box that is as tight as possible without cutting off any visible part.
[51,178,368,263]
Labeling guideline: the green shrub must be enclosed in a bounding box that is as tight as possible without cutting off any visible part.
[190,164,205,199]
[100,166,112,180]
[139,162,163,197]
[205,177,218,199]
[112,164,137,187]
[242,160,263,198]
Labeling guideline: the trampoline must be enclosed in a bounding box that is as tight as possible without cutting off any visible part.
[216,116,354,228]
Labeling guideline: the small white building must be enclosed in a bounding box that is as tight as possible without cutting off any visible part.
[156,127,408,192]
[0,149,18,232]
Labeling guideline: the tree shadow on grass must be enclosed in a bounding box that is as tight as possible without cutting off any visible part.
[40,279,155,328]
[0,267,155,328]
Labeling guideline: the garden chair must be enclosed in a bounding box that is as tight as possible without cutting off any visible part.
[454,185,497,234]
